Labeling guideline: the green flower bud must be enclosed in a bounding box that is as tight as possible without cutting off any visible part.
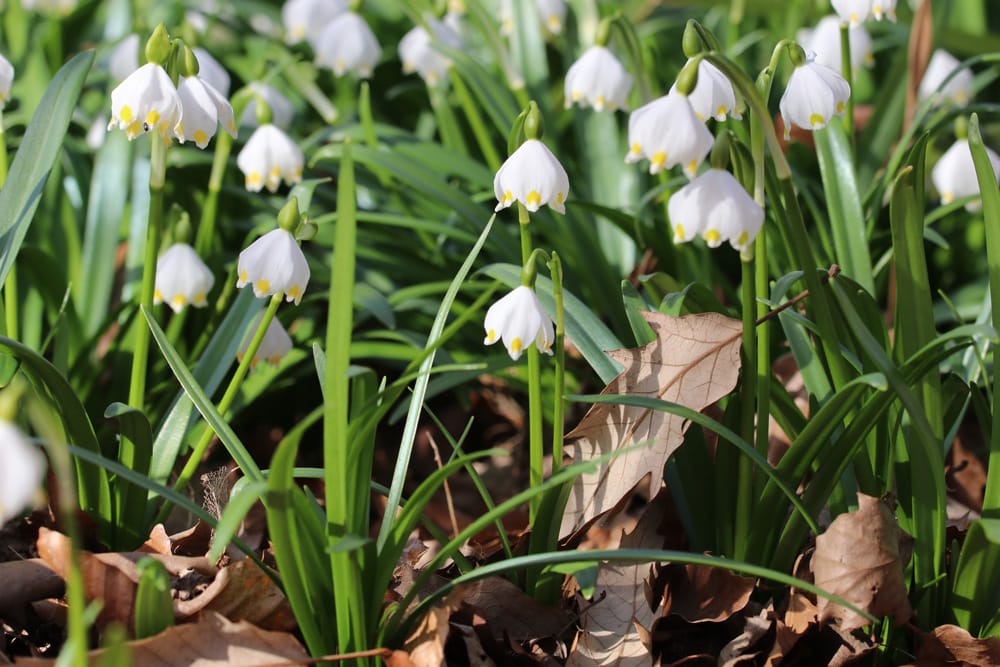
[675,57,700,96]
[523,100,544,140]
[278,198,301,233]
[145,24,172,66]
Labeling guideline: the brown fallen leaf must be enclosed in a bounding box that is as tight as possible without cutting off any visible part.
[175,558,295,631]
[13,611,309,666]
[812,494,912,632]
[561,311,742,538]
[719,604,771,667]
[568,492,668,666]
[387,589,465,667]
[0,559,64,628]
[461,576,568,642]
[662,563,755,624]
[915,624,1000,666]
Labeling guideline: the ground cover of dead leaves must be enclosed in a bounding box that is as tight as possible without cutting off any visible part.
[1,311,997,666]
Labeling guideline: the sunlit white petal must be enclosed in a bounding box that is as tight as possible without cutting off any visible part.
[483,286,554,361]
[154,243,215,313]
[237,228,310,304]
[625,91,714,178]
[236,124,304,192]
[493,139,570,214]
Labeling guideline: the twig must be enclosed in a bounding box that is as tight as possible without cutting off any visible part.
[755,265,841,327]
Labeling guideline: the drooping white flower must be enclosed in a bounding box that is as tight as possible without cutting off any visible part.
[667,169,764,254]
[831,0,871,27]
[484,285,554,361]
[625,91,714,178]
[931,138,1000,212]
[19,0,76,15]
[107,63,183,141]
[500,0,566,35]
[108,34,139,82]
[399,15,463,86]
[0,420,46,527]
[193,47,230,97]
[779,52,850,139]
[176,76,236,149]
[871,0,896,21]
[918,49,973,107]
[236,124,304,192]
[670,58,741,122]
[493,139,570,214]
[0,54,13,111]
[798,15,873,74]
[282,0,347,44]
[313,12,382,78]
[238,313,294,368]
[237,228,310,304]
[240,82,295,129]
[154,243,216,313]
[563,46,633,112]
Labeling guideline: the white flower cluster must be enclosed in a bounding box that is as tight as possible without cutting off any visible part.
[281,0,381,78]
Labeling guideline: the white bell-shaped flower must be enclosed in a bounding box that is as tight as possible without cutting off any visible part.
[667,169,764,254]
[564,45,633,112]
[314,12,382,78]
[0,420,46,527]
[399,15,462,86]
[871,0,896,21]
[0,54,13,111]
[108,34,139,82]
[240,82,295,129]
[831,0,871,27]
[500,0,566,35]
[193,47,230,97]
[238,313,294,368]
[484,285,554,361]
[493,138,570,214]
[108,63,183,141]
[919,49,973,107]
[154,243,216,313]
[176,76,236,149]
[931,138,1000,212]
[20,0,76,15]
[236,124,304,192]
[283,0,347,44]
[779,52,850,139]
[237,228,310,304]
[625,91,714,178]
[670,58,741,122]
[798,15,873,74]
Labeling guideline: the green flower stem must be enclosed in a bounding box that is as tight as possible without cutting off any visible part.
[839,24,855,151]
[518,204,544,523]
[170,293,282,496]
[0,110,14,343]
[194,131,233,258]
[549,253,565,472]
[325,142,368,659]
[450,69,502,172]
[430,85,468,154]
[128,136,168,413]
[734,258,757,560]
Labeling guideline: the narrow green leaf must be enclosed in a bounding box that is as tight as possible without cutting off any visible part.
[209,480,267,563]
[951,518,1000,635]
[134,557,174,639]
[104,402,152,547]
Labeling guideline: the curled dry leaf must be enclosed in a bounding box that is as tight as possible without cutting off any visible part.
[561,311,742,538]
[812,493,913,632]
[662,563,755,623]
[175,558,295,631]
[916,624,1000,666]
[13,611,309,667]
[718,605,772,667]
[462,576,568,642]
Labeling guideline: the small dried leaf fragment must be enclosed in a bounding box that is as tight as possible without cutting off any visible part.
[175,558,295,631]
[916,624,1000,666]
[13,611,309,666]
[561,311,742,537]
[812,493,913,632]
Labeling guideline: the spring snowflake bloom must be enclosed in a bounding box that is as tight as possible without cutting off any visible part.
[563,46,633,112]
[240,82,295,129]
[484,286,554,361]
[314,12,382,78]
[108,34,139,82]
[667,169,764,254]
[176,76,236,149]
[20,0,76,15]
[779,52,850,139]
[918,50,973,107]
[931,139,1000,212]
[493,139,570,214]
[0,421,46,527]
[500,0,566,35]
[831,0,871,27]
[282,0,346,44]
[237,228,310,304]
[236,124,304,192]
[871,0,896,21]
[153,243,215,313]
[399,16,462,86]
[107,62,183,141]
[625,91,714,178]
[0,54,13,111]
[670,59,741,122]
[238,314,293,368]
[193,47,230,97]
[798,15,873,74]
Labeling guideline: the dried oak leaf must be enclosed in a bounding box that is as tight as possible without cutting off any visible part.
[13,611,309,666]
[812,494,912,632]
[462,576,568,641]
[915,624,1000,666]
[568,493,669,667]
[561,311,742,538]
[175,558,295,631]
[386,589,464,667]
[663,563,755,623]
